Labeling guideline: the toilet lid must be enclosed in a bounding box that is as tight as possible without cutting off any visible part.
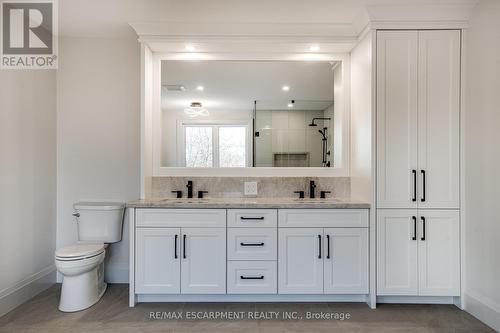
[56,242,105,259]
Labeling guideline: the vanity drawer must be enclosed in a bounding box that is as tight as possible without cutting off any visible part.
[278,209,369,228]
[227,261,277,294]
[136,209,226,228]
[228,228,277,260]
[228,209,277,227]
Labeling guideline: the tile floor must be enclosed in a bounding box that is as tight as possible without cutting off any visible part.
[0,284,494,333]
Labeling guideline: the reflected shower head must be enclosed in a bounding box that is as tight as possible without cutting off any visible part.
[309,117,331,127]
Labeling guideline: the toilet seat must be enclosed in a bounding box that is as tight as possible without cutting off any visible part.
[56,242,105,261]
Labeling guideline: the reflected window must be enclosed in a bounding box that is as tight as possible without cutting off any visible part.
[182,123,248,168]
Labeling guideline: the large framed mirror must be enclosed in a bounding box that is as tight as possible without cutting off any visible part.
[159,60,347,171]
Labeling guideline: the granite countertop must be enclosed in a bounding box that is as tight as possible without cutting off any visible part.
[126,197,370,209]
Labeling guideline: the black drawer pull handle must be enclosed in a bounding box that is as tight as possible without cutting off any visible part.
[240,275,264,280]
[240,242,265,247]
[183,234,187,259]
[174,234,178,259]
[326,234,330,259]
[318,235,322,259]
[421,170,426,202]
[421,216,426,241]
[412,216,417,240]
[240,216,265,220]
[412,170,417,202]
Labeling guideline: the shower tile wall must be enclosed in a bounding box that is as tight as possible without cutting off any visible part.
[255,110,327,167]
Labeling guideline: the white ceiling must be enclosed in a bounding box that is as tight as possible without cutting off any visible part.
[161,61,336,112]
[59,0,477,38]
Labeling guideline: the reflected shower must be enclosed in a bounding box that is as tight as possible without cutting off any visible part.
[308,117,331,167]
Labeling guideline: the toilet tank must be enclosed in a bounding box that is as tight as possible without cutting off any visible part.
[74,202,125,243]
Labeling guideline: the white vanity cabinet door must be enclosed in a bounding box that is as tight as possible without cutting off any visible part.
[323,228,368,294]
[181,228,226,294]
[376,31,419,209]
[278,228,323,294]
[417,31,460,209]
[418,210,460,296]
[377,210,418,295]
[135,228,181,294]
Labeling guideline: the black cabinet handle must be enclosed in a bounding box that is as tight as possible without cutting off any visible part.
[421,216,426,241]
[240,275,264,280]
[318,235,322,259]
[294,191,305,198]
[240,242,265,247]
[326,234,331,259]
[412,170,417,202]
[183,234,187,258]
[240,216,265,220]
[174,234,178,259]
[421,170,426,202]
[412,216,417,240]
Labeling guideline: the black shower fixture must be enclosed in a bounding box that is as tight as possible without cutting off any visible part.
[308,117,331,127]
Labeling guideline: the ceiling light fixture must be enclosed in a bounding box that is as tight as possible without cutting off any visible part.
[309,45,320,52]
[196,85,204,91]
[184,102,209,117]
[282,85,290,91]
[185,44,196,51]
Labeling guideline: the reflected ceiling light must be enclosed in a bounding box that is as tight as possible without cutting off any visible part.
[287,100,295,108]
[282,85,290,91]
[309,45,320,52]
[184,102,209,117]
[185,44,196,51]
[196,85,204,91]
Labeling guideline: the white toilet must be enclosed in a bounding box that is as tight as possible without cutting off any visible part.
[55,202,125,312]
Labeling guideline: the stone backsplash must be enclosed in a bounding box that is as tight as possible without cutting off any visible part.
[150,177,350,199]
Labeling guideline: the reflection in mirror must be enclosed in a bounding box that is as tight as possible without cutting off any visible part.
[160,60,337,168]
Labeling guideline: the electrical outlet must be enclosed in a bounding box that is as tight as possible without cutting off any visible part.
[244,181,258,196]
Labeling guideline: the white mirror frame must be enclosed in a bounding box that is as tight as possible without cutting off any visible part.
[142,44,351,178]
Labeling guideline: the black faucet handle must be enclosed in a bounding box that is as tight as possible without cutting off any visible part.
[171,190,183,198]
[198,190,208,199]
[320,191,331,199]
[294,191,305,199]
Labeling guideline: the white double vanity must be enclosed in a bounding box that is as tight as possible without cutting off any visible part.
[131,27,463,309]
[128,201,370,305]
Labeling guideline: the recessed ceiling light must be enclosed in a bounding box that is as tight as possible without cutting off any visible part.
[287,103,294,108]
[185,45,196,51]
[282,85,290,91]
[196,85,204,91]
[309,45,320,52]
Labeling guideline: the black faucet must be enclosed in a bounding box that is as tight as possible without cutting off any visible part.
[309,180,316,199]
[187,180,193,198]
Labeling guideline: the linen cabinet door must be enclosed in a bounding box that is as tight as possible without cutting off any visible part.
[377,210,418,295]
[135,228,181,294]
[376,31,419,209]
[180,228,226,294]
[278,228,324,294]
[417,30,460,209]
[418,210,460,296]
[324,228,368,294]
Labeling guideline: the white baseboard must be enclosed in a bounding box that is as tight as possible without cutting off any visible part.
[377,296,455,304]
[0,265,56,317]
[136,294,368,303]
[465,291,500,332]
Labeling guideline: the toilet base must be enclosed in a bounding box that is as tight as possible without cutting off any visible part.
[58,260,106,312]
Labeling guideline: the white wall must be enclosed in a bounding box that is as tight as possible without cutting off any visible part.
[463,0,500,330]
[349,33,373,201]
[0,70,57,316]
[57,36,140,282]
